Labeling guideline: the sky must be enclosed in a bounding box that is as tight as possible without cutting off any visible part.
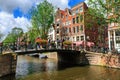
[0,0,85,39]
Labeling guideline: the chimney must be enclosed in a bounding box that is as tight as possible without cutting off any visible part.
[58,8,60,10]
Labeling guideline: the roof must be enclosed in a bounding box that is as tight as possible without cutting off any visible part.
[59,10,65,14]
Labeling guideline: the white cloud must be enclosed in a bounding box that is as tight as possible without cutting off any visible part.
[0,11,31,35]
[0,0,33,13]
[0,0,70,40]
[0,0,70,14]
[85,0,89,5]
[47,0,70,9]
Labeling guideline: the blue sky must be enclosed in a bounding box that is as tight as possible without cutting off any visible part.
[0,0,85,40]
[69,0,85,7]
[13,0,85,19]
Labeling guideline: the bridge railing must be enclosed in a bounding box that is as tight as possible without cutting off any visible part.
[0,42,27,53]
[0,41,82,53]
[0,41,62,53]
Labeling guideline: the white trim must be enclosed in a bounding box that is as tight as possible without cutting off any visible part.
[108,31,111,51]
[113,30,116,49]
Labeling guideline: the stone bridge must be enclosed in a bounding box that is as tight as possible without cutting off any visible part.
[15,49,88,65]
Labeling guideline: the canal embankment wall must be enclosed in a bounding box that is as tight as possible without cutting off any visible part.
[0,53,17,77]
[46,51,88,65]
[46,51,120,68]
[86,52,120,68]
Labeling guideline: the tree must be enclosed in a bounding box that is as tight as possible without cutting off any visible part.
[27,27,39,43]
[31,0,54,39]
[3,27,23,43]
[87,0,120,24]
[0,32,3,41]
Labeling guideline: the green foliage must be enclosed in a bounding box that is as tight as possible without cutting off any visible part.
[27,27,39,43]
[80,15,83,22]
[3,27,23,43]
[87,0,120,24]
[31,0,54,39]
[0,32,3,41]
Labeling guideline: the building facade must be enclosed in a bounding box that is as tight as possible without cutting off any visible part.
[54,2,108,48]
[48,26,55,41]
[107,0,120,52]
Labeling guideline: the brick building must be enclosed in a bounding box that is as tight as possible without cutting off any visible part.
[54,2,108,47]
[107,0,120,52]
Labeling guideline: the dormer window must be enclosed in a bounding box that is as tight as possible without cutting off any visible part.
[61,14,64,18]
[80,7,83,12]
[57,23,59,26]
[72,11,75,15]
[76,9,79,14]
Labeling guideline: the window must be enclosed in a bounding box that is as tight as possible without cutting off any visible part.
[66,21,71,25]
[69,21,71,25]
[69,10,72,15]
[76,36,79,41]
[62,23,65,26]
[77,26,79,33]
[73,27,75,33]
[73,18,75,24]
[69,28,71,33]
[64,27,67,34]
[76,9,79,14]
[80,7,83,12]
[72,11,75,15]
[81,36,84,40]
[73,37,75,41]
[57,28,59,33]
[61,14,63,18]
[67,28,69,33]
[80,15,83,22]
[57,23,59,26]
[76,16,79,23]
[116,30,120,36]
[57,36,59,40]
[65,21,69,26]
[66,15,68,19]
[80,25,83,31]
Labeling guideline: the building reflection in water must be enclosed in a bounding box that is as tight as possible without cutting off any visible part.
[16,55,58,79]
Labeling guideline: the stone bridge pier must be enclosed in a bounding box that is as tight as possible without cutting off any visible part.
[46,50,88,65]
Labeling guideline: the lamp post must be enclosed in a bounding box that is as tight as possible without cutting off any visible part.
[0,42,2,54]
[24,33,28,51]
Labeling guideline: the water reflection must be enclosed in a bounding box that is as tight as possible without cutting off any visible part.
[0,74,15,80]
[1,55,120,80]
[16,55,57,78]
[16,56,120,80]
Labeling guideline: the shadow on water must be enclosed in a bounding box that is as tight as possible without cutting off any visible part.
[2,55,120,80]
[0,74,15,80]
[57,61,87,70]
[15,55,58,79]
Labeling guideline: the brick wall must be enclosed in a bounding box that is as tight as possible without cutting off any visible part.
[0,54,17,77]
[86,52,120,68]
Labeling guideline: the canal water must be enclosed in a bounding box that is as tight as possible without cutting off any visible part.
[1,55,120,80]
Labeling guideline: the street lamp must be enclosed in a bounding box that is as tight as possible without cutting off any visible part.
[0,42,3,54]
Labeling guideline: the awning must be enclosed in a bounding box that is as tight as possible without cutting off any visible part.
[86,42,94,47]
[73,41,84,46]
[73,41,94,47]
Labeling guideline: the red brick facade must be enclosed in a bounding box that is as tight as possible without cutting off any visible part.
[55,2,108,46]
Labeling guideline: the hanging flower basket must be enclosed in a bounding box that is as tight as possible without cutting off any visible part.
[37,39,47,45]
[63,41,72,49]
[35,37,47,44]
[63,40,72,45]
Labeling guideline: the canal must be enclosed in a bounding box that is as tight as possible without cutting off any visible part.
[1,55,120,80]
